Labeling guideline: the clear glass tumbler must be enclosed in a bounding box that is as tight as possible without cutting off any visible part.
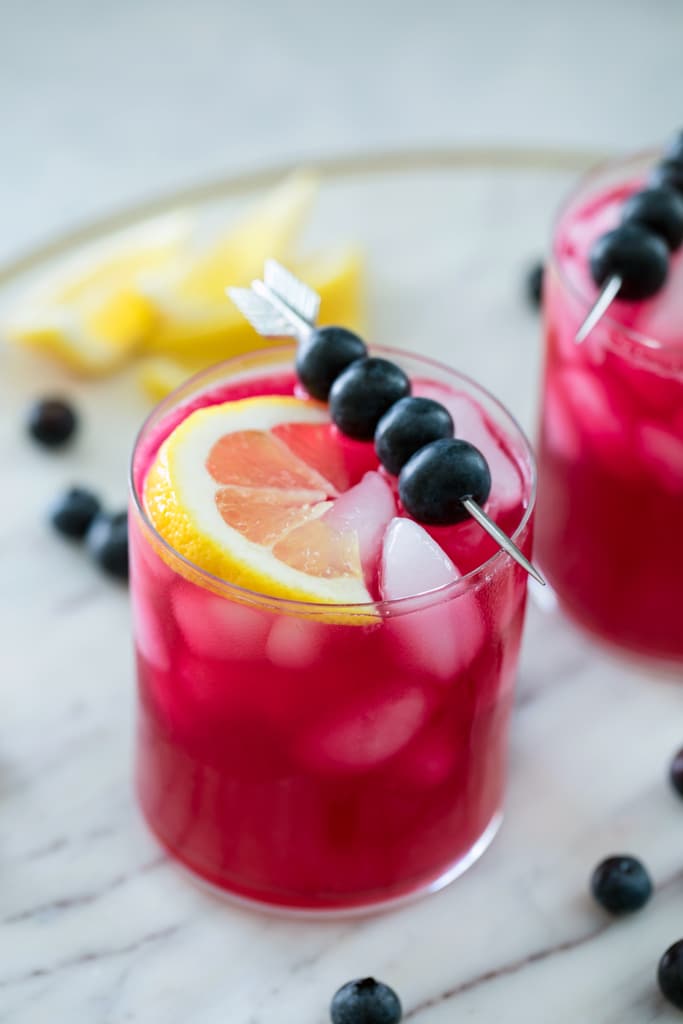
[130,345,535,912]
[536,152,683,663]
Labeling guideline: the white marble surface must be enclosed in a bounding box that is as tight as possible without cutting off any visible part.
[0,156,682,1023]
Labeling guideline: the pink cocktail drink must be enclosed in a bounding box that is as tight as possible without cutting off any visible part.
[130,346,534,911]
[537,153,683,661]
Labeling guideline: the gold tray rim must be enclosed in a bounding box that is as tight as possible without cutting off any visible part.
[0,144,605,287]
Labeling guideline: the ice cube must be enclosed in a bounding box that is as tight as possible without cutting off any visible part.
[131,587,171,673]
[381,517,458,597]
[323,471,395,580]
[413,383,523,512]
[636,420,683,493]
[295,684,430,772]
[393,725,461,788]
[173,584,270,661]
[380,518,486,682]
[171,648,257,736]
[560,367,637,476]
[541,377,581,462]
[266,614,328,669]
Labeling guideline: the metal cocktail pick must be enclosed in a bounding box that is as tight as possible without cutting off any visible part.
[461,498,544,585]
[575,273,623,344]
[229,260,545,586]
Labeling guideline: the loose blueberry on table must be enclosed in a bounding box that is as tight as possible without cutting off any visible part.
[670,746,683,799]
[50,486,101,540]
[659,941,683,1011]
[525,261,544,308]
[87,510,129,581]
[590,855,653,915]
[330,977,402,1024]
[27,397,78,448]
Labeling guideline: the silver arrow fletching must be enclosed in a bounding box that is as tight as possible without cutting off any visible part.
[264,259,320,325]
[228,259,319,342]
[227,287,296,338]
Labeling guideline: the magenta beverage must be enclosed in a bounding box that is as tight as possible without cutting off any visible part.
[537,140,683,663]
[130,344,535,911]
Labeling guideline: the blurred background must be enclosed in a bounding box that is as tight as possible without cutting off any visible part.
[2,0,683,264]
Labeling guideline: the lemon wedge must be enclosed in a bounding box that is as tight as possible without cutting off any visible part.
[6,216,189,374]
[144,396,372,605]
[136,246,365,399]
[140,172,319,358]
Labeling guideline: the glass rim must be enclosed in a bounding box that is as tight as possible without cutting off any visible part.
[550,145,683,358]
[129,343,537,615]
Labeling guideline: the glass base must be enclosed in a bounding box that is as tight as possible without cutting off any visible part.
[140,807,504,919]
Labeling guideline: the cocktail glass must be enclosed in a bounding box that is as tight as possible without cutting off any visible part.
[536,152,683,663]
[130,343,535,912]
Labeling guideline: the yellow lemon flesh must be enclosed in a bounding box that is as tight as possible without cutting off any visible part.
[144,396,372,606]
[136,246,365,400]
[140,172,319,357]
[6,217,189,374]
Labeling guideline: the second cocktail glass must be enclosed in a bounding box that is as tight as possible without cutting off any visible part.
[536,152,683,663]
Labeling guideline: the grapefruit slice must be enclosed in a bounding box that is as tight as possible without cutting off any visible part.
[143,396,375,605]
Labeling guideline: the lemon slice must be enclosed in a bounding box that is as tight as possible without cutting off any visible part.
[140,172,319,358]
[136,246,365,399]
[144,396,373,605]
[137,355,192,402]
[6,216,189,374]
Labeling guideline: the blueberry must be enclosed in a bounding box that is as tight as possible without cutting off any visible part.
[589,223,669,300]
[526,261,544,308]
[375,396,454,475]
[330,977,402,1024]
[87,511,129,581]
[27,397,78,448]
[50,487,101,540]
[295,326,368,401]
[670,746,683,798]
[329,357,411,441]
[650,159,683,196]
[663,130,683,167]
[622,187,683,250]
[658,940,683,1010]
[590,855,653,915]
[398,438,491,526]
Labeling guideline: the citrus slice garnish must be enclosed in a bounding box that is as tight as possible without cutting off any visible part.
[144,396,373,605]
[6,216,189,374]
